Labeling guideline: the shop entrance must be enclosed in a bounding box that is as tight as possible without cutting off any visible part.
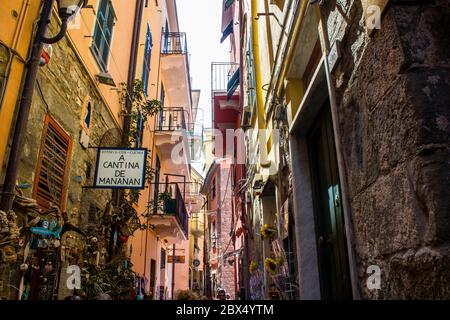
[307,102,352,300]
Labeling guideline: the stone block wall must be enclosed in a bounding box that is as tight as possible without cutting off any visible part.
[12,17,122,299]
[218,164,237,299]
[331,0,450,298]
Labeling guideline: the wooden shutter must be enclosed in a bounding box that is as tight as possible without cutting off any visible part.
[33,116,72,211]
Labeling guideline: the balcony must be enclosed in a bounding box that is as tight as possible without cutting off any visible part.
[211,62,240,98]
[211,63,240,120]
[160,32,192,109]
[154,108,191,177]
[185,181,204,214]
[148,182,189,242]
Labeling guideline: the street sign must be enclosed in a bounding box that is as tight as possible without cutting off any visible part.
[168,255,185,264]
[193,259,200,268]
[93,148,147,189]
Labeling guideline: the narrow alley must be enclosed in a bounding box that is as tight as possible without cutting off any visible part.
[0,0,449,302]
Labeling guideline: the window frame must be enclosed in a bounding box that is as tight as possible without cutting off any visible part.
[33,115,73,211]
[91,0,117,72]
[142,23,153,96]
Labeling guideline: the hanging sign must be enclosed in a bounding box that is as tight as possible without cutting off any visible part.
[168,255,185,264]
[94,148,147,189]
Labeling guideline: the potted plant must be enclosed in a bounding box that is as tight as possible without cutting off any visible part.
[158,192,175,215]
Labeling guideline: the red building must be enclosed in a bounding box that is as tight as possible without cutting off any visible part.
[201,0,248,300]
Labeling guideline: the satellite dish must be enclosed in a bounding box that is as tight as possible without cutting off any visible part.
[98,128,123,148]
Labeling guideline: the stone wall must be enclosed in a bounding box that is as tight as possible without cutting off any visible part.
[14,16,122,299]
[218,164,237,299]
[331,0,450,298]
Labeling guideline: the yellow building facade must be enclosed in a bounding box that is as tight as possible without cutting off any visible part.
[0,0,42,176]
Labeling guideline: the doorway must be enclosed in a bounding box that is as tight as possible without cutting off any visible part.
[307,102,352,300]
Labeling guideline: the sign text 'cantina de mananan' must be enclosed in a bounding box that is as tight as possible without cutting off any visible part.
[94,148,147,189]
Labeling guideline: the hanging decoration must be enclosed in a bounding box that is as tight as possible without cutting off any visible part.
[260,224,277,240]
[249,260,258,274]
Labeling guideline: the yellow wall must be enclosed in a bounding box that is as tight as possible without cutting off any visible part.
[0,0,41,176]
[66,0,137,125]
[130,0,194,298]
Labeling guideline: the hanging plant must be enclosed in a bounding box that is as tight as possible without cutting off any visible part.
[260,224,277,240]
[264,257,278,275]
[275,255,285,267]
[118,80,162,148]
[249,261,258,274]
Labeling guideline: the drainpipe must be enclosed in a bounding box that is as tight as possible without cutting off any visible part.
[123,0,145,276]
[274,0,308,98]
[123,0,144,146]
[250,0,266,132]
[171,243,176,299]
[0,0,55,212]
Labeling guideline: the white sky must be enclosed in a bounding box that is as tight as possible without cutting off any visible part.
[176,0,230,129]
[176,0,230,174]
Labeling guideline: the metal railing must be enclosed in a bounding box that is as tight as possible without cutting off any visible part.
[156,108,192,131]
[160,32,193,109]
[148,181,189,238]
[211,62,240,93]
[161,32,187,55]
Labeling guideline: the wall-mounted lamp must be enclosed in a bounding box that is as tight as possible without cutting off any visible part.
[41,0,89,44]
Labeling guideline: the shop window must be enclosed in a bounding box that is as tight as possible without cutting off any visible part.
[91,0,116,71]
[33,115,73,211]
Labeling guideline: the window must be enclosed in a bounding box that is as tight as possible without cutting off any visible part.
[81,96,93,131]
[211,178,216,200]
[33,116,73,211]
[150,259,156,298]
[135,112,145,148]
[92,0,116,71]
[142,24,153,96]
[162,20,169,53]
[160,248,166,269]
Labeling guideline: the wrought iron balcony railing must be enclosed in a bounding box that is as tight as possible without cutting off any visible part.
[211,62,240,94]
[156,108,193,132]
[161,32,188,55]
[149,182,189,238]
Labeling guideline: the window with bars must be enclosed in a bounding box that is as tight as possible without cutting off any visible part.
[91,0,116,71]
[33,116,72,211]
